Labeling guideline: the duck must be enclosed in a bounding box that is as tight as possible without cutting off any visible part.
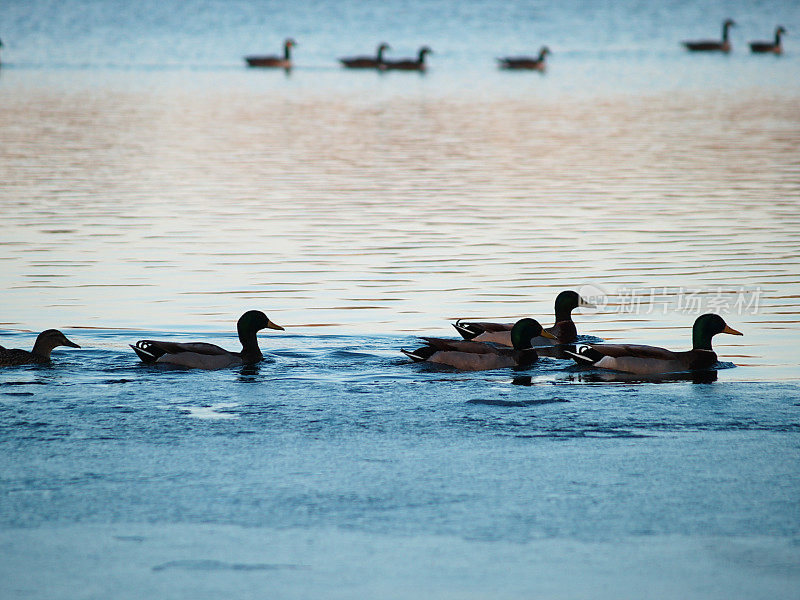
[750,26,786,54]
[340,43,391,68]
[245,38,296,68]
[453,290,595,347]
[0,329,80,366]
[0,38,4,66]
[497,46,550,71]
[130,310,284,370]
[402,318,555,371]
[382,46,432,71]
[565,313,742,375]
[682,19,735,52]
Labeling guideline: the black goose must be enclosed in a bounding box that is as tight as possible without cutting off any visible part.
[340,43,391,68]
[497,46,550,71]
[245,38,296,68]
[683,19,735,52]
[750,26,786,54]
[382,46,432,71]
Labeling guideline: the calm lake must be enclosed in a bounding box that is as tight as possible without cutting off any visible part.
[1,0,800,598]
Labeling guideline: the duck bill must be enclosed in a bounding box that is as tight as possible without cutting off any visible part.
[63,338,81,348]
[579,297,596,308]
[722,325,743,336]
[266,320,285,331]
[540,330,558,340]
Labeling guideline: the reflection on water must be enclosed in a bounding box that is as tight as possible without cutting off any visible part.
[1,77,797,381]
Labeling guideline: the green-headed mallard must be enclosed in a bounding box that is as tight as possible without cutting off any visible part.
[340,43,391,68]
[382,46,432,71]
[0,329,80,366]
[454,290,594,347]
[683,19,735,52]
[402,318,555,371]
[130,310,284,370]
[497,46,550,71]
[245,38,296,68]
[750,26,786,54]
[565,313,742,375]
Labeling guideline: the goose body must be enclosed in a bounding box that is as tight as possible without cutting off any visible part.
[750,27,786,54]
[402,318,555,371]
[454,290,594,347]
[0,329,80,366]
[340,43,390,68]
[683,19,735,52]
[566,314,742,375]
[382,46,431,71]
[131,310,283,370]
[498,46,550,71]
[245,39,295,68]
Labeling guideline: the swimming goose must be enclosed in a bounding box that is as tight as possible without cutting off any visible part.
[402,318,555,371]
[0,329,80,366]
[340,43,391,68]
[131,310,284,370]
[245,38,296,68]
[565,313,742,375]
[750,26,786,54]
[497,46,550,70]
[454,290,595,347]
[683,19,735,52]
[382,46,432,71]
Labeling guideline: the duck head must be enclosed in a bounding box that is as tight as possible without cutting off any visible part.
[32,329,80,359]
[692,313,742,350]
[238,310,284,336]
[510,318,556,350]
[554,290,595,321]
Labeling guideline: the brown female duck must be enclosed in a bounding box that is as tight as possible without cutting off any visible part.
[683,19,735,52]
[566,313,742,375]
[131,310,284,370]
[245,38,296,68]
[382,46,432,71]
[340,43,391,68]
[454,290,594,347]
[750,26,786,54]
[0,329,80,366]
[497,46,550,71]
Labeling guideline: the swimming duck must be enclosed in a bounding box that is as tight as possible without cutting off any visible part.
[453,290,595,347]
[0,329,80,366]
[382,46,432,71]
[750,26,786,54]
[245,38,296,68]
[683,19,735,52]
[497,46,550,71]
[565,313,742,375]
[402,318,555,371]
[130,310,284,370]
[340,43,391,68]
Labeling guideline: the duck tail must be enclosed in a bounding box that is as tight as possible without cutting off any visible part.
[453,319,479,340]
[130,340,164,363]
[564,345,604,366]
[401,346,436,362]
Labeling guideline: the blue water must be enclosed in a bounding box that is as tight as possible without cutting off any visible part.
[2,0,800,597]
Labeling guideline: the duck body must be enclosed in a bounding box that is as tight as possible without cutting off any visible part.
[566,314,742,375]
[131,310,283,370]
[750,27,785,54]
[382,46,431,71]
[245,39,295,68]
[402,318,554,371]
[498,46,550,71]
[683,19,735,52]
[0,329,80,366]
[454,290,593,347]
[340,43,390,68]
